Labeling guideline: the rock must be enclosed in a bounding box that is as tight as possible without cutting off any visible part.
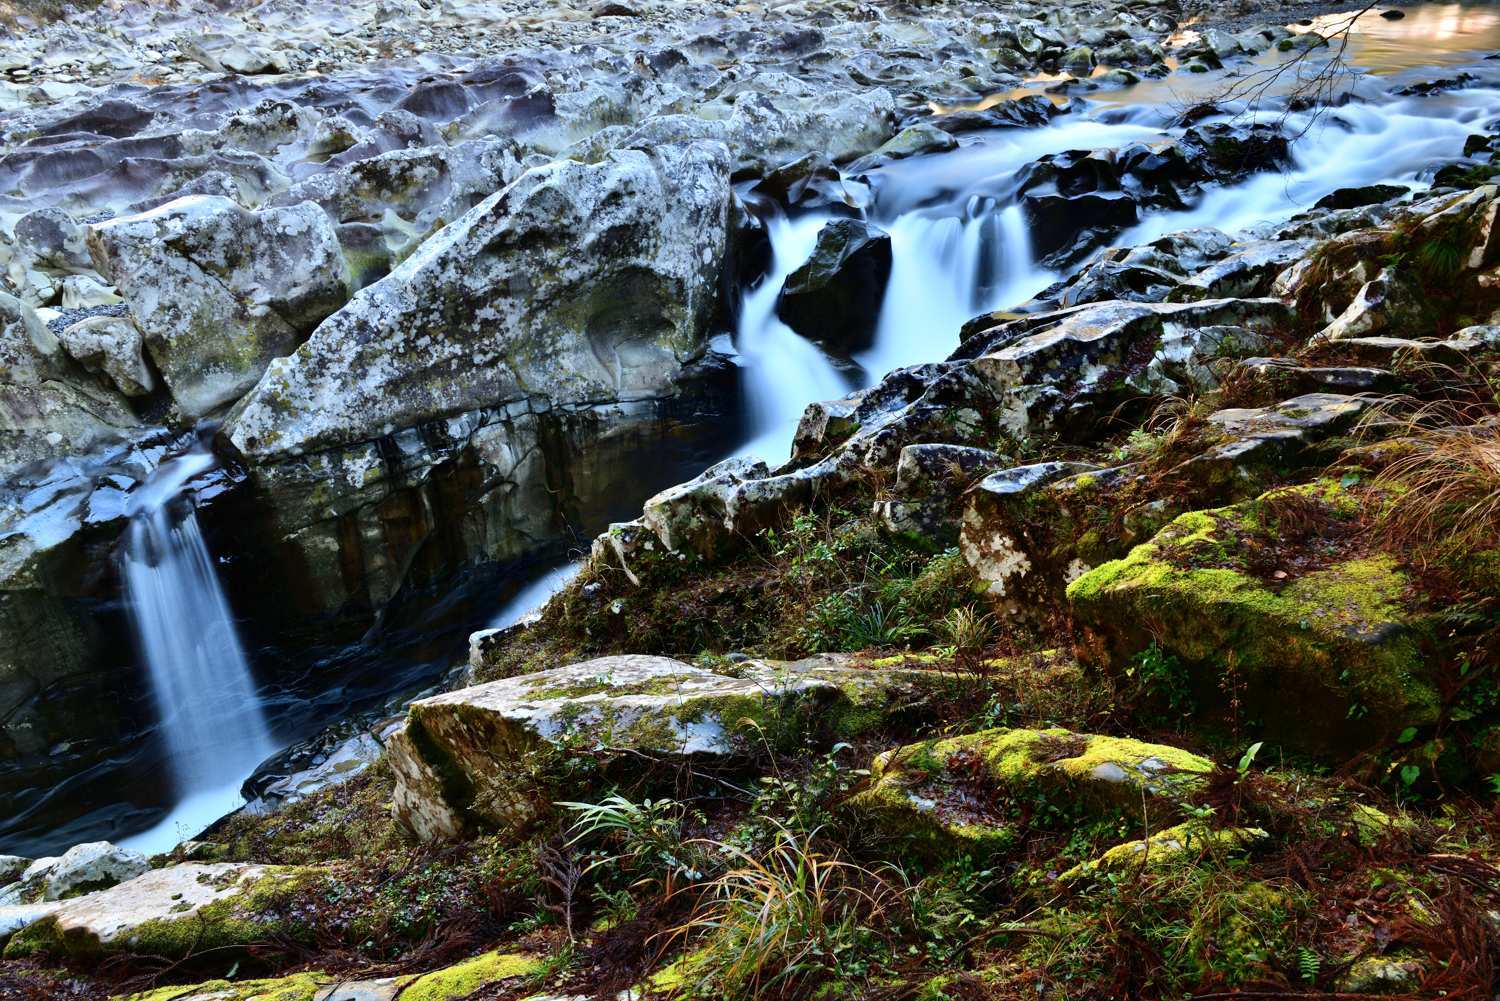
[57,275,121,309]
[1230,357,1397,397]
[108,951,544,1001]
[227,141,730,460]
[0,857,27,883]
[88,195,351,416]
[1068,482,1442,755]
[1168,239,1312,301]
[34,842,147,902]
[1061,822,1267,882]
[965,298,1289,438]
[1315,268,1434,342]
[1177,393,1375,486]
[0,291,136,474]
[876,444,1008,544]
[845,122,958,171]
[387,654,932,840]
[959,461,1105,607]
[851,727,1211,859]
[3,862,305,960]
[54,314,154,396]
[1315,184,1409,211]
[775,218,893,354]
[1339,956,1425,994]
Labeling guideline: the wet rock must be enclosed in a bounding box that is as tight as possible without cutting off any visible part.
[851,727,1211,860]
[227,141,730,460]
[929,95,1059,135]
[1169,239,1312,301]
[88,195,351,417]
[1315,268,1435,341]
[1230,357,1397,397]
[1069,482,1442,755]
[1033,259,1184,309]
[845,122,958,172]
[876,444,1009,544]
[1315,184,1410,211]
[388,654,932,839]
[775,218,893,354]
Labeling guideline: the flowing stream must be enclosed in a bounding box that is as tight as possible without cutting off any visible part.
[730,68,1500,462]
[117,448,275,854]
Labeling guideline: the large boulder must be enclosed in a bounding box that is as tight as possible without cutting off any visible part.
[87,195,351,416]
[387,654,931,840]
[1067,482,1442,755]
[0,841,148,904]
[2,863,307,960]
[226,141,731,460]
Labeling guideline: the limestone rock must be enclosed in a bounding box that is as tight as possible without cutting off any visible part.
[775,218,893,354]
[876,444,1008,544]
[3,863,303,959]
[0,291,136,474]
[88,195,351,416]
[35,842,148,902]
[387,654,931,840]
[227,141,731,460]
[55,314,154,396]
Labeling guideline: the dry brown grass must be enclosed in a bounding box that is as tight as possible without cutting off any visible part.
[1371,414,1500,560]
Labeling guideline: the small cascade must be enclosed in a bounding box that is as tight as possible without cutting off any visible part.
[732,211,851,461]
[119,446,274,852]
[860,203,1039,378]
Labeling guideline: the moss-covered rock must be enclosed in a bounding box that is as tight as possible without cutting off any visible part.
[849,727,1212,860]
[4,863,317,961]
[398,950,541,1000]
[1068,483,1441,755]
[389,654,943,840]
[1060,821,1267,882]
[117,971,328,1001]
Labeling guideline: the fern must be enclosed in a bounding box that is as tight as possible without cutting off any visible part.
[1297,946,1322,983]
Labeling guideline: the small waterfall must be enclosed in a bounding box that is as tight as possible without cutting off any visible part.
[732,211,850,461]
[119,446,273,851]
[859,203,1039,378]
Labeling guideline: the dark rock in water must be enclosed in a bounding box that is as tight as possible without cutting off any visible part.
[1380,9,1406,19]
[1394,73,1477,97]
[1022,190,1139,260]
[1314,184,1410,211]
[39,100,154,141]
[750,152,850,210]
[929,94,1059,135]
[776,218,893,354]
[593,2,639,16]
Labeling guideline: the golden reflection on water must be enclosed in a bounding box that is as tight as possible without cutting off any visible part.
[1291,4,1500,73]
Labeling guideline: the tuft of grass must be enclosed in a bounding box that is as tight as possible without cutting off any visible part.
[1373,416,1500,560]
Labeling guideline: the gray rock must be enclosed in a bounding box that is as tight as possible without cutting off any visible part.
[227,141,731,459]
[88,195,351,416]
[37,841,148,902]
[876,443,1008,543]
[0,291,136,474]
[776,218,893,354]
[387,653,933,840]
[55,314,154,396]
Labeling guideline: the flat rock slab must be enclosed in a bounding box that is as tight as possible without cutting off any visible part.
[3,862,300,960]
[388,654,933,840]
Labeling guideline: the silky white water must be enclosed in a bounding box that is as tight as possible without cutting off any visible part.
[732,211,851,460]
[119,447,274,854]
[731,79,1500,466]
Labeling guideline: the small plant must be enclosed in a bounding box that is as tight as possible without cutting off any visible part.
[1127,641,1194,715]
[938,606,994,654]
[669,824,899,999]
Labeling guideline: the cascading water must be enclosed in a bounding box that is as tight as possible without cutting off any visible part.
[119,447,274,853]
[732,211,851,460]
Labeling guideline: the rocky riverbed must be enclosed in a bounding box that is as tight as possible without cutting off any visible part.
[3,0,1500,997]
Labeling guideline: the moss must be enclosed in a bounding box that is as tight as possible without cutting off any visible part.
[1186,882,1302,986]
[850,728,1210,860]
[1068,486,1441,754]
[117,972,329,1001]
[398,950,541,1000]
[1060,822,1268,882]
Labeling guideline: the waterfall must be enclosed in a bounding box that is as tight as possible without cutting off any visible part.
[119,446,273,852]
[732,212,851,461]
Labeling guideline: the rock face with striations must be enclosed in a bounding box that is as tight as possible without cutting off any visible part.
[227,140,732,460]
[87,195,352,417]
